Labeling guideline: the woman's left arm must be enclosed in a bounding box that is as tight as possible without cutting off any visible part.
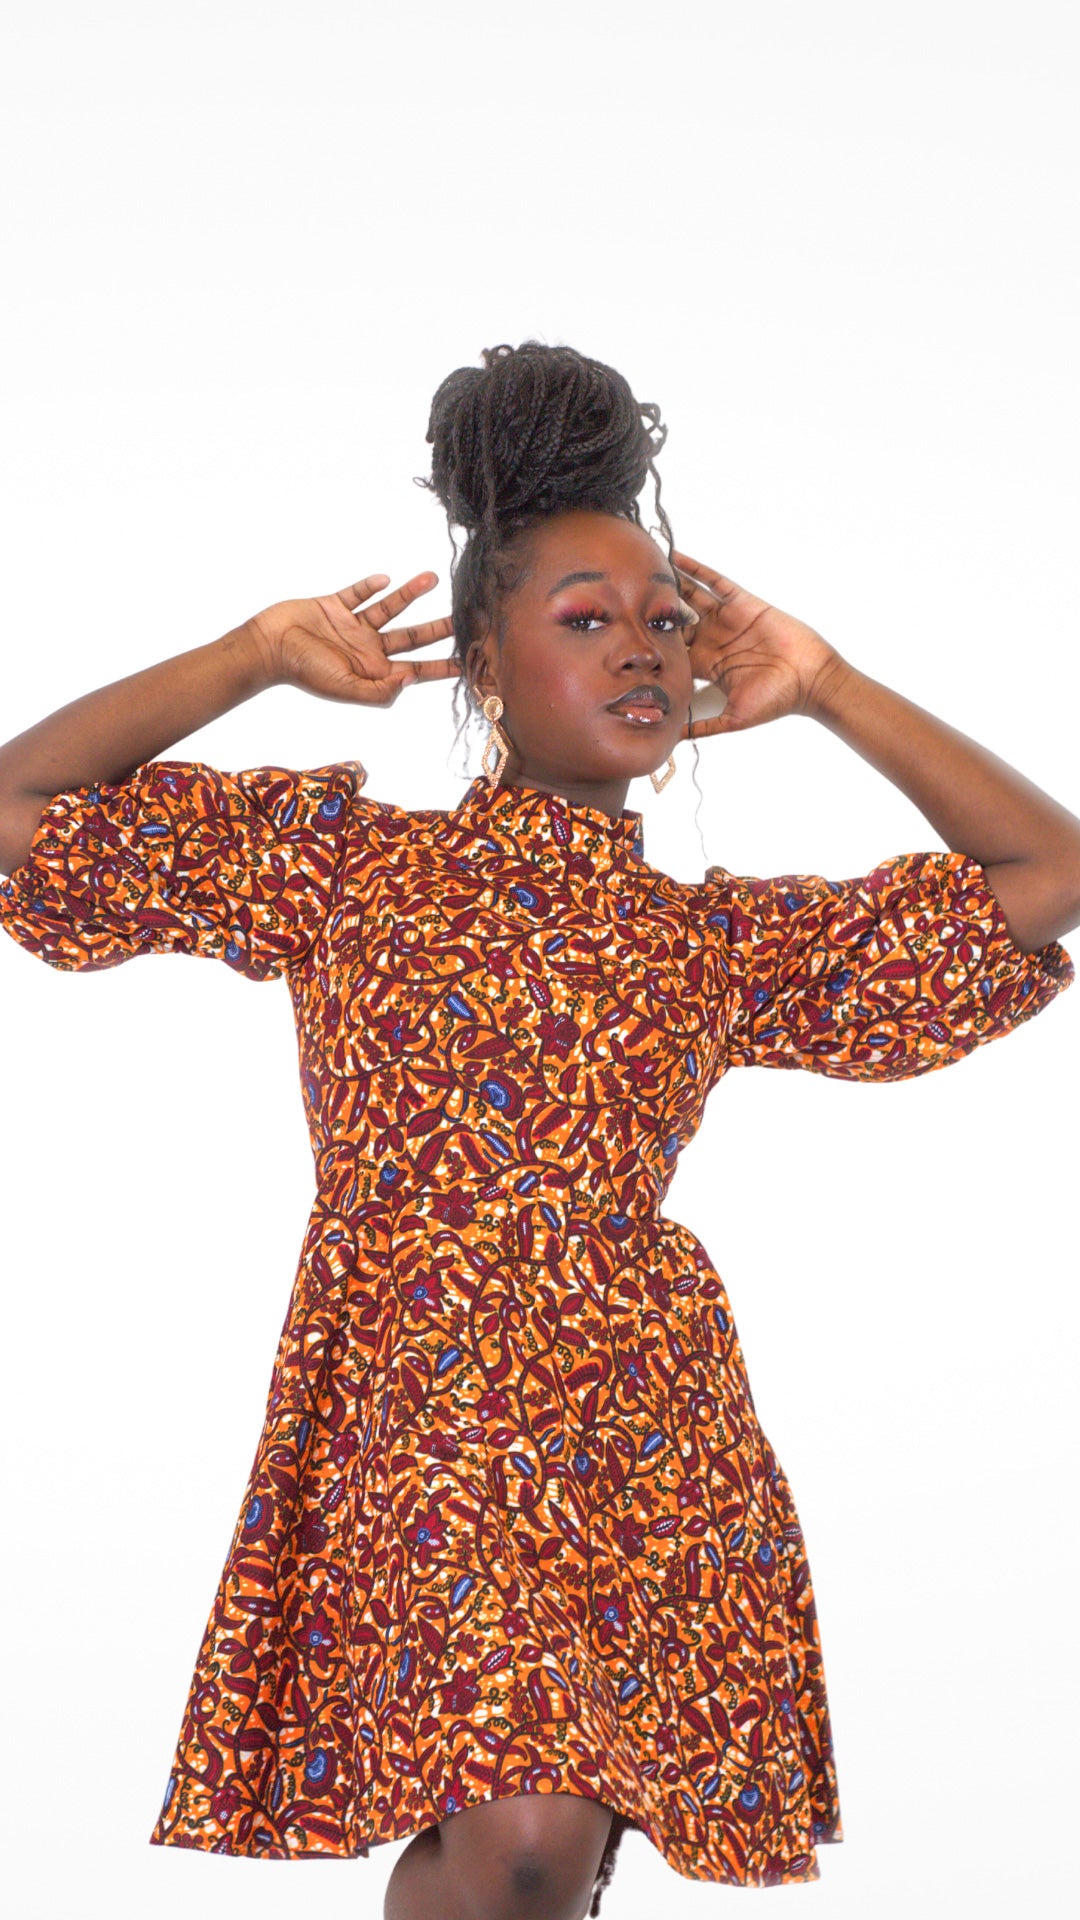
[675,550,1080,955]
[803,660,1080,954]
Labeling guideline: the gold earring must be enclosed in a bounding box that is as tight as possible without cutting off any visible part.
[650,752,677,793]
[481,693,510,786]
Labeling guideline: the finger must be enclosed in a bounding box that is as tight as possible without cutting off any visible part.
[672,552,741,604]
[380,613,455,655]
[679,709,738,743]
[674,571,718,609]
[334,572,391,611]
[357,571,440,630]
[399,656,462,685]
[347,657,461,699]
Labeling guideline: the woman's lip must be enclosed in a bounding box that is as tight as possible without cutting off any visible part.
[605,693,670,714]
[605,704,667,725]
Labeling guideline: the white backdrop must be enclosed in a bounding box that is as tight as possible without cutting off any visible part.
[1,5,1077,1918]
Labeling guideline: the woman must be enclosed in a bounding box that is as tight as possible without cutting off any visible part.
[0,340,1075,1919]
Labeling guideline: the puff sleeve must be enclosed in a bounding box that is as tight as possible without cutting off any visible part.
[701,849,1074,1081]
[0,758,366,981]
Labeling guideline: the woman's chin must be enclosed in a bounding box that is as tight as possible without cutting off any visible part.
[609,729,680,782]
[596,709,679,765]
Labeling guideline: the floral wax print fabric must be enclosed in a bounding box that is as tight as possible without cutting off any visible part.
[0,759,362,978]
[699,848,1072,1080]
[0,764,1072,1896]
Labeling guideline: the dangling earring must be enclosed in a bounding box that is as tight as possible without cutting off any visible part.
[481,693,510,787]
[650,752,677,793]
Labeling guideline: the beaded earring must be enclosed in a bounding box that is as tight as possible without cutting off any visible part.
[481,694,510,787]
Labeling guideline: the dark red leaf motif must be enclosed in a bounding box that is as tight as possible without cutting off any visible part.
[234,1559,275,1589]
[415,1132,448,1175]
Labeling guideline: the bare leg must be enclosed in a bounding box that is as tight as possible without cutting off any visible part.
[383,1790,617,1920]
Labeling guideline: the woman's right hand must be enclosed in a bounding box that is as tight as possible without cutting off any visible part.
[244,570,459,705]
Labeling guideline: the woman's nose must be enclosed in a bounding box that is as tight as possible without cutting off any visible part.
[618,618,664,662]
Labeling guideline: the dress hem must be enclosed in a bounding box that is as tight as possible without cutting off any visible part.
[149,1780,843,1887]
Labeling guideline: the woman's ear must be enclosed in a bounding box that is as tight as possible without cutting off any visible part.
[467,635,498,703]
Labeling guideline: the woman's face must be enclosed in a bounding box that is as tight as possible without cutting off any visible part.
[467,508,695,813]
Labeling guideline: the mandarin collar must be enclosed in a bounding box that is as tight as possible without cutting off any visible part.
[449,775,646,876]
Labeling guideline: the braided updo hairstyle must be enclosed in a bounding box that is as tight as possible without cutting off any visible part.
[415,339,685,775]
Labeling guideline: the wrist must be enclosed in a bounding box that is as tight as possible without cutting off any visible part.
[229,617,284,693]
[800,649,861,726]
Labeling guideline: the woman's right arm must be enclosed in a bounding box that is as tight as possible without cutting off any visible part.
[0,568,456,876]
[0,622,271,874]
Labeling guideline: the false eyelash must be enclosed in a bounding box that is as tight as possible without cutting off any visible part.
[558,604,691,631]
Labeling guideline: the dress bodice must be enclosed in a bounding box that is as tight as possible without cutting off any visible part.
[294,773,717,1229]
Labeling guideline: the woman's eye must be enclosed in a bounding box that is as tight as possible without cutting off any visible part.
[558,604,689,634]
[559,606,608,631]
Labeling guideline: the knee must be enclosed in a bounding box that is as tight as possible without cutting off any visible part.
[438,1791,615,1920]
[451,1821,610,1920]
[501,1844,584,1915]
[509,1849,553,1899]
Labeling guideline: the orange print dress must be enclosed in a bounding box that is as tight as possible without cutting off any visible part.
[0,759,1072,1889]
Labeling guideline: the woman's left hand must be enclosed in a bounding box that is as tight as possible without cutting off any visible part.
[673,549,844,739]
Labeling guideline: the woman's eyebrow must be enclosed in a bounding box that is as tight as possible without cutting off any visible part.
[545,569,678,597]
